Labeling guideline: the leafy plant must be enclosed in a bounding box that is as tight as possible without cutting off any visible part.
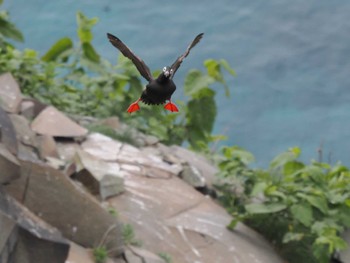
[93,246,108,263]
[122,223,142,247]
[0,1,24,47]
[107,207,119,217]
[158,252,173,263]
[215,146,350,263]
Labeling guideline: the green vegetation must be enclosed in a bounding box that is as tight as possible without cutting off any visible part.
[158,252,173,263]
[93,246,108,263]
[107,207,119,217]
[216,146,350,263]
[122,223,142,247]
[1,4,349,262]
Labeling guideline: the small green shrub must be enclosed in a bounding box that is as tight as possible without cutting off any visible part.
[107,207,118,217]
[216,146,350,263]
[122,223,142,247]
[93,246,108,263]
[158,252,173,263]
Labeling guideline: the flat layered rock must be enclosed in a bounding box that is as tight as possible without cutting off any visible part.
[125,246,165,263]
[0,106,18,155]
[0,143,20,184]
[9,114,40,161]
[5,160,124,257]
[108,172,284,263]
[0,73,22,113]
[0,188,70,263]
[20,98,47,120]
[31,106,88,137]
[37,134,59,159]
[81,133,123,161]
[169,145,218,187]
[75,150,124,200]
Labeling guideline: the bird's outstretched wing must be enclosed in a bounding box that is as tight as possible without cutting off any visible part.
[170,33,204,79]
[107,33,154,81]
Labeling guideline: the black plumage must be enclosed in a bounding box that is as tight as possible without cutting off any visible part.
[107,32,204,113]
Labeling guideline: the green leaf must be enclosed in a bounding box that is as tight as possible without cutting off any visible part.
[184,69,215,97]
[270,147,301,169]
[291,203,313,226]
[76,11,98,43]
[227,219,239,230]
[42,37,73,62]
[251,182,268,197]
[282,232,304,243]
[345,199,350,207]
[0,16,24,42]
[245,203,287,214]
[204,59,224,82]
[283,161,305,176]
[187,96,216,134]
[204,59,234,97]
[298,194,328,214]
[220,59,236,76]
[222,146,255,164]
[82,42,100,63]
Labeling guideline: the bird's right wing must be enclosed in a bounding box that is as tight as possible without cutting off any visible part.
[107,33,154,81]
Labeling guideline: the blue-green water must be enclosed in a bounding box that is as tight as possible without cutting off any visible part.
[3,0,350,167]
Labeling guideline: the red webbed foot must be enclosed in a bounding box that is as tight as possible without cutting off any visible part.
[127,99,141,113]
[164,101,179,112]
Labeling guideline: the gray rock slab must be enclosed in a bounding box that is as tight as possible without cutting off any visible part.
[56,141,81,162]
[0,211,17,263]
[9,114,40,161]
[74,150,124,200]
[169,145,218,187]
[5,160,124,256]
[126,246,165,263]
[108,172,284,263]
[117,144,182,178]
[66,242,95,263]
[0,106,18,155]
[81,133,181,178]
[37,134,59,159]
[20,100,35,120]
[31,106,88,137]
[0,73,22,113]
[0,187,70,263]
[81,133,123,161]
[179,163,206,188]
[98,116,121,130]
[0,143,20,184]
[20,98,47,119]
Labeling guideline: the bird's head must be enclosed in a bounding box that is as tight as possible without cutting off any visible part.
[162,66,173,78]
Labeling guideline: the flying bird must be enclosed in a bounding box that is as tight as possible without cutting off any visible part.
[107,32,204,113]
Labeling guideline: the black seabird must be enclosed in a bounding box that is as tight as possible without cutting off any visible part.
[107,32,204,113]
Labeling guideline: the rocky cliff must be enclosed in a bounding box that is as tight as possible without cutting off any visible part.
[0,72,284,263]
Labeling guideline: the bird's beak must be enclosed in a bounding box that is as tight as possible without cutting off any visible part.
[164,70,170,77]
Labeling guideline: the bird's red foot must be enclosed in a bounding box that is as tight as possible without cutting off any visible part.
[164,102,179,112]
[127,101,140,113]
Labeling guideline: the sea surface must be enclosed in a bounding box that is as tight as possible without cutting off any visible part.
[3,0,350,167]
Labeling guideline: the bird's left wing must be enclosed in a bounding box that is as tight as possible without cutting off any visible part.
[107,33,154,81]
[169,33,204,79]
